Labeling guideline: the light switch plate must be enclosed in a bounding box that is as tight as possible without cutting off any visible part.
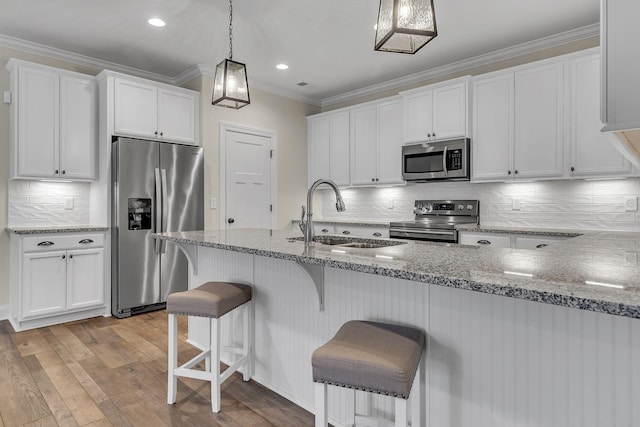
[512,198,521,211]
[3,91,10,104]
[625,196,637,212]
[209,197,217,210]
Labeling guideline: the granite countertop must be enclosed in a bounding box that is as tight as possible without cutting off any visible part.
[291,218,393,227]
[6,225,109,234]
[456,224,583,237]
[154,228,640,319]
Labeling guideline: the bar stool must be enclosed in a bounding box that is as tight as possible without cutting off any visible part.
[166,281,252,413]
[312,320,426,427]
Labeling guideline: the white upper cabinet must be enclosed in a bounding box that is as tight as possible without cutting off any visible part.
[600,0,640,131]
[113,76,199,145]
[568,52,631,177]
[472,59,564,181]
[307,110,350,187]
[401,78,468,143]
[7,59,97,180]
[513,62,564,179]
[472,73,514,181]
[351,98,404,187]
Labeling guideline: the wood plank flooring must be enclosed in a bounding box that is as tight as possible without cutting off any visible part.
[0,311,315,426]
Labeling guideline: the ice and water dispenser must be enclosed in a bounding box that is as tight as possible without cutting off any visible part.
[128,198,152,230]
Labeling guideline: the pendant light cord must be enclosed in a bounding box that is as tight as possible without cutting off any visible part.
[228,0,233,60]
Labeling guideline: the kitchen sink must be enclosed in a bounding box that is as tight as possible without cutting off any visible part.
[288,235,407,248]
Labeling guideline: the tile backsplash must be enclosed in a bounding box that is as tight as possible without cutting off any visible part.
[8,180,91,227]
[320,178,640,231]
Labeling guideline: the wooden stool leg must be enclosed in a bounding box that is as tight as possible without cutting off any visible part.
[315,382,328,427]
[395,397,408,427]
[242,299,252,381]
[167,313,178,404]
[211,317,221,413]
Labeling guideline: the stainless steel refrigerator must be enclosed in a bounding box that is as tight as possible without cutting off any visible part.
[111,137,204,318]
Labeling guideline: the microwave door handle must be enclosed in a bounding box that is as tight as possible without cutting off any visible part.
[442,146,448,176]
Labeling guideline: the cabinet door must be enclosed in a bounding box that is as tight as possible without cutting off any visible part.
[514,63,564,178]
[377,99,404,185]
[459,233,512,248]
[601,0,640,130]
[67,248,104,310]
[433,82,467,140]
[157,87,198,145]
[16,66,59,178]
[308,116,331,186]
[350,105,378,186]
[472,73,514,181]
[329,111,351,187]
[569,54,631,177]
[114,78,158,139]
[403,90,433,143]
[59,75,97,180]
[22,251,67,319]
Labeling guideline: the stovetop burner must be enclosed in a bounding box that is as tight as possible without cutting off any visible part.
[390,200,479,243]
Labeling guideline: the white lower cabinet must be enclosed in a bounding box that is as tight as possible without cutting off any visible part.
[9,232,107,332]
[335,224,389,238]
[459,231,569,249]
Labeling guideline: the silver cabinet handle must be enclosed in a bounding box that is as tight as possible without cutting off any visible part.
[536,243,548,249]
[37,241,54,247]
[78,239,94,244]
[321,229,329,233]
[442,146,448,176]
[373,232,382,237]
[154,168,162,254]
[69,254,73,259]
[342,230,351,235]
[62,254,66,259]
[161,168,168,253]
[477,240,491,245]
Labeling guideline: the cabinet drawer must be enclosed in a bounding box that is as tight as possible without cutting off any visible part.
[23,234,104,252]
[514,236,567,250]
[459,233,512,248]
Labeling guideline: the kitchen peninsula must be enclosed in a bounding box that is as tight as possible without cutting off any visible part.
[155,228,640,427]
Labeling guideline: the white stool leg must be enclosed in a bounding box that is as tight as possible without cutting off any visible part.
[167,313,178,404]
[395,397,408,427]
[211,317,221,413]
[411,358,423,427]
[345,388,355,427]
[242,299,251,381]
[315,382,328,427]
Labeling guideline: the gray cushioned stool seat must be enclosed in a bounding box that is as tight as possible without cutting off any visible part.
[312,320,425,399]
[166,281,252,318]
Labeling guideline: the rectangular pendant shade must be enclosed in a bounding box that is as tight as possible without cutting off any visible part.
[375,0,437,54]
[212,59,250,109]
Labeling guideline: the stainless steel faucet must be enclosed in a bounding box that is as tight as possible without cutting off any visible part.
[299,179,346,246]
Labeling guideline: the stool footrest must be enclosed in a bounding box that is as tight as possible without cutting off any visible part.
[355,414,395,427]
[220,354,248,383]
[175,366,215,382]
[180,349,211,371]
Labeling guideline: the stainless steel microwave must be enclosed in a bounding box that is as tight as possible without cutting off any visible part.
[401,138,470,181]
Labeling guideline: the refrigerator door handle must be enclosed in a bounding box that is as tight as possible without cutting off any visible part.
[154,167,162,254]
[161,168,168,253]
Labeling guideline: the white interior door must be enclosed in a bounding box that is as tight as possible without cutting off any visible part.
[224,129,273,229]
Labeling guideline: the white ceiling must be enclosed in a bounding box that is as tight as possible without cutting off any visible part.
[0,0,599,105]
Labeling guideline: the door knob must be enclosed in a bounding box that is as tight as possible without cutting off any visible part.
[227,218,235,224]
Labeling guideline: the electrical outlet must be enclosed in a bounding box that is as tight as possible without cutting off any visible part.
[209,197,217,210]
[3,91,11,104]
[625,196,637,212]
[64,197,74,210]
[512,198,521,211]
[387,199,394,209]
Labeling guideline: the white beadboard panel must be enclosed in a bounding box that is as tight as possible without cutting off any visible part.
[429,284,640,427]
[0,305,9,320]
[319,178,640,231]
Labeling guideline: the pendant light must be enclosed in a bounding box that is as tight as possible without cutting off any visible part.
[374,0,437,54]
[212,0,250,109]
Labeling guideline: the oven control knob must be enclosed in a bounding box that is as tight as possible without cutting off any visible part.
[467,204,474,210]
[458,204,464,210]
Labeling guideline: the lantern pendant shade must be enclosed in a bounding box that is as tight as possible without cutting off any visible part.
[212,58,250,109]
[375,0,437,54]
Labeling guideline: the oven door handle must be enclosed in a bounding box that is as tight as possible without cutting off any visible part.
[389,228,455,236]
[442,146,448,176]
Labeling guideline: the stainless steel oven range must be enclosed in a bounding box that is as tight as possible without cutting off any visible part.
[389,200,479,243]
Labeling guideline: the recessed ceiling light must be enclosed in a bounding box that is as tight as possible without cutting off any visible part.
[148,18,166,27]
[276,64,289,70]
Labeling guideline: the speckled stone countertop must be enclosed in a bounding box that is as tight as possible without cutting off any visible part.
[6,226,109,234]
[291,218,392,228]
[456,224,583,237]
[154,228,640,319]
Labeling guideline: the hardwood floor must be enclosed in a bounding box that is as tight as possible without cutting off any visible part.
[0,311,315,426]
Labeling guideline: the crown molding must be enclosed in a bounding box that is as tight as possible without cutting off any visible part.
[190,64,321,106]
[0,33,175,84]
[320,23,600,107]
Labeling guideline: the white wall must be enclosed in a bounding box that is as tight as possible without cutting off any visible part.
[320,178,640,231]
